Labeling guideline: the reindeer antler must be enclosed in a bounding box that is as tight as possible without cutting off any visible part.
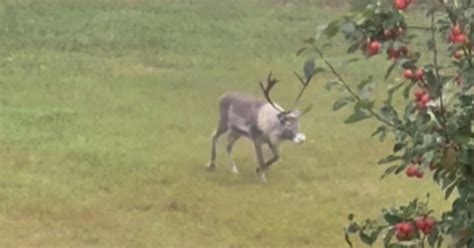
[259,71,285,112]
[259,70,312,117]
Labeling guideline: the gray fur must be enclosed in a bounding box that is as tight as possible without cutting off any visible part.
[206,92,306,182]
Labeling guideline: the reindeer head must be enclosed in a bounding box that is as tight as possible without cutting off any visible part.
[259,71,312,144]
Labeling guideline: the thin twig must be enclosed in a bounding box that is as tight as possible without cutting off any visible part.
[469,22,474,68]
[407,25,434,31]
[293,71,311,104]
[430,13,450,143]
[439,0,456,23]
[462,47,472,68]
[312,46,410,135]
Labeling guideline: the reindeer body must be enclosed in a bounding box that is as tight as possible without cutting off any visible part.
[207,91,306,182]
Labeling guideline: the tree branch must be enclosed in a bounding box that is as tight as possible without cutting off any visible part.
[406,25,434,31]
[312,46,411,136]
[469,22,474,68]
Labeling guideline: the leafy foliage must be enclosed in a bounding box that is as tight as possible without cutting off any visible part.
[297,0,474,247]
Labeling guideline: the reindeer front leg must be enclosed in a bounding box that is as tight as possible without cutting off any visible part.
[264,142,279,169]
[252,139,268,183]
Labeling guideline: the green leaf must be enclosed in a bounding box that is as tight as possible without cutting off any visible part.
[382,210,403,225]
[426,39,435,50]
[357,75,374,91]
[296,47,309,56]
[383,228,395,247]
[380,105,399,123]
[381,164,400,179]
[393,143,404,153]
[403,82,414,99]
[333,96,355,111]
[344,111,371,124]
[378,155,402,165]
[325,79,341,91]
[313,67,326,74]
[359,232,375,246]
[347,42,360,54]
[444,179,459,200]
[348,213,354,221]
[340,21,356,36]
[355,99,374,111]
[384,62,397,81]
[386,83,404,104]
[371,126,387,139]
[382,12,404,29]
[451,198,466,211]
[343,57,360,65]
[427,227,440,247]
[324,20,340,38]
[303,59,315,79]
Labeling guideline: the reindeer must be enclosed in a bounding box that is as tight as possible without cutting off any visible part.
[206,72,311,183]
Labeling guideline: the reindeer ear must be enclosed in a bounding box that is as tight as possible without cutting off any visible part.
[277,111,291,123]
[293,109,302,117]
[277,112,286,123]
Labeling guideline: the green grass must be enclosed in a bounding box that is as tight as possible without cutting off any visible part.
[0,1,451,247]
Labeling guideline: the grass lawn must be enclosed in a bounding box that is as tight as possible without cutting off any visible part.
[0,0,451,247]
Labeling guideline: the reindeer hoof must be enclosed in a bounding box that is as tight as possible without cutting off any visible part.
[206,162,215,171]
[256,168,260,173]
[260,173,268,183]
[230,166,239,174]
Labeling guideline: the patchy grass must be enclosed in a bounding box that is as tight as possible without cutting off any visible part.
[0,1,450,247]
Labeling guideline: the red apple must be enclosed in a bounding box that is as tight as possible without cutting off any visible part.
[403,69,413,79]
[405,164,418,177]
[448,33,457,43]
[414,68,424,80]
[395,221,416,240]
[414,89,425,100]
[401,222,414,234]
[387,47,400,59]
[367,40,381,55]
[420,94,430,105]
[455,34,466,43]
[422,217,435,234]
[415,169,424,178]
[415,217,427,231]
[452,23,462,36]
[394,0,408,10]
[395,222,404,231]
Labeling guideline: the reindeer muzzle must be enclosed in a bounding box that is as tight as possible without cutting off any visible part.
[293,133,306,144]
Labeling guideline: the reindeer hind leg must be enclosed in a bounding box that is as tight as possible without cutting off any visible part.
[206,114,228,170]
[226,131,241,174]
